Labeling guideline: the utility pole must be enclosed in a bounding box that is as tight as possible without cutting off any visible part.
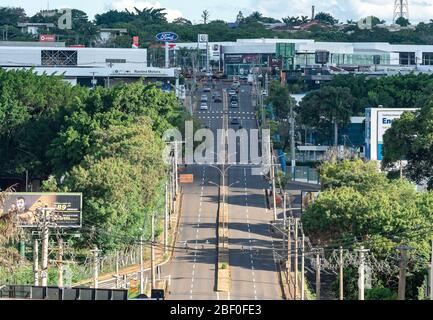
[287,218,292,277]
[294,218,299,300]
[283,192,287,229]
[164,181,169,254]
[271,151,277,221]
[139,235,144,295]
[57,237,64,288]
[315,249,321,300]
[357,246,369,300]
[397,245,410,300]
[151,213,156,290]
[115,251,120,289]
[40,209,49,287]
[92,246,99,289]
[33,239,39,286]
[301,232,305,300]
[339,247,344,300]
[430,239,433,300]
[290,102,296,178]
[174,141,179,197]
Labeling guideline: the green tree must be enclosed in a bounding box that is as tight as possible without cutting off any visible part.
[267,81,296,119]
[382,102,433,189]
[201,10,210,24]
[298,86,355,145]
[44,118,166,251]
[0,7,27,25]
[314,12,339,25]
[396,17,410,27]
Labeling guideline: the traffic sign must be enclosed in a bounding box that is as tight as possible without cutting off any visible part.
[155,32,179,42]
[179,174,194,184]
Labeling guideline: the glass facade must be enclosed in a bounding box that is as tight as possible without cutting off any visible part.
[293,52,391,67]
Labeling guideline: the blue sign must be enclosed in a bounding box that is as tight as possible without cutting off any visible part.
[155,32,179,42]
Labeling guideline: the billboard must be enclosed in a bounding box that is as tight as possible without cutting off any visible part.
[365,108,418,160]
[0,193,82,228]
[132,36,139,49]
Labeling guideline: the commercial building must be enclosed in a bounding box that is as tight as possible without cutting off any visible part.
[0,45,178,87]
[175,38,433,77]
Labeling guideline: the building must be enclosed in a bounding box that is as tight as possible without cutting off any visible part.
[365,108,419,161]
[0,45,177,87]
[175,38,433,77]
[17,22,56,35]
[98,28,128,45]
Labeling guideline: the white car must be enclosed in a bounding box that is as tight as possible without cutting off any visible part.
[228,89,237,96]
[200,102,208,110]
[261,89,268,96]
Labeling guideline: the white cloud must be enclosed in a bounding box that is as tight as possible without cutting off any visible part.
[110,0,183,22]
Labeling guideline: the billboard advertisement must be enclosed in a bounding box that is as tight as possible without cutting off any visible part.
[0,193,82,228]
[377,110,411,160]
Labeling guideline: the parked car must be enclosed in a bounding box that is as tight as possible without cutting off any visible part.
[261,89,268,96]
[203,87,211,93]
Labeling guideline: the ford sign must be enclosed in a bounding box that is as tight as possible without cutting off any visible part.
[155,32,179,42]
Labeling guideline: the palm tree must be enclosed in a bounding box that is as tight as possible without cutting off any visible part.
[133,7,167,23]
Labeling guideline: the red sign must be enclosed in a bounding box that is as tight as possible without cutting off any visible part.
[39,34,56,42]
[132,36,139,48]
[168,43,176,50]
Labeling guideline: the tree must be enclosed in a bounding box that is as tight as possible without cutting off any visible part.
[236,11,244,23]
[298,86,355,145]
[201,10,210,24]
[267,81,296,118]
[172,17,192,25]
[0,187,20,269]
[395,17,410,27]
[0,7,27,25]
[45,118,166,250]
[302,160,433,300]
[382,102,433,189]
[314,12,339,25]
[94,10,134,26]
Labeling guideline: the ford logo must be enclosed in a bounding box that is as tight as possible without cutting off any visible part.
[155,32,179,42]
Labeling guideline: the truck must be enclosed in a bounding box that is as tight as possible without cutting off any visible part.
[247,74,254,85]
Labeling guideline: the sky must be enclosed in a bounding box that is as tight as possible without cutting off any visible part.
[3,0,433,24]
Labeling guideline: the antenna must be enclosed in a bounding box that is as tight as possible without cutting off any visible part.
[393,0,409,23]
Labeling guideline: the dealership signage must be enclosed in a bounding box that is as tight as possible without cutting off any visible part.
[155,32,179,42]
[365,108,418,161]
[39,34,56,42]
[0,193,82,228]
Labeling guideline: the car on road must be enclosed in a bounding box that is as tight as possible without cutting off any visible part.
[230,117,240,125]
[213,96,222,103]
[200,102,208,110]
[200,95,208,102]
[230,101,239,108]
[261,89,268,96]
[230,95,238,102]
[228,89,237,96]
[203,87,211,93]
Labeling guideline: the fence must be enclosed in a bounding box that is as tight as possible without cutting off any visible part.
[287,166,320,185]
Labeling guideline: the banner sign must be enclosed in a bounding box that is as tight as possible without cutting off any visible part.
[132,36,139,48]
[39,34,56,42]
[0,193,82,228]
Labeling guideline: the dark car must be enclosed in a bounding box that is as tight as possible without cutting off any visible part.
[214,96,222,103]
[231,117,240,125]
[230,95,238,102]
